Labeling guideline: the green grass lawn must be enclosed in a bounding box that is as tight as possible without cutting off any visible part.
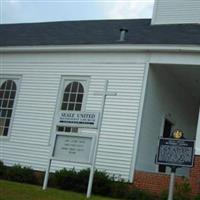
[0,180,121,200]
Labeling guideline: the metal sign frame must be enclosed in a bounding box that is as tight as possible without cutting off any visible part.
[156,138,195,168]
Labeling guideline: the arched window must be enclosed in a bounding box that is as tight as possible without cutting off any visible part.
[0,80,17,136]
[61,81,84,111]
[57,81,84,132]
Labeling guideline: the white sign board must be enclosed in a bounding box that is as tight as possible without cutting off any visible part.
[53,134,94,164]
[58,111,100,128]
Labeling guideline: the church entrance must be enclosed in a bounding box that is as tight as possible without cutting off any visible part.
[136,64,200,177]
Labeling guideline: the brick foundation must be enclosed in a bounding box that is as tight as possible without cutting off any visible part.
[189,155,200,195]
[133,155,200,196]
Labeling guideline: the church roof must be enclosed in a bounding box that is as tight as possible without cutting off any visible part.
[1,19,200,47]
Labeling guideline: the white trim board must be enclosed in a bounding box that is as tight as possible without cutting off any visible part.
[129,60,150,182]
[1,44,200,53]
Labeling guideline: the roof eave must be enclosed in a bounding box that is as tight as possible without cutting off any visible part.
[1,44,200,53]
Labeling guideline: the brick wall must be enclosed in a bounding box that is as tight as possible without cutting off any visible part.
[189,155,200,195]
[133,155,200,196]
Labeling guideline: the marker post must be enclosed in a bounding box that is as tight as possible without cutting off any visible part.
[168,166,176,200]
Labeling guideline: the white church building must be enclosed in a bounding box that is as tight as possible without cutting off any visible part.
[1,0,200,195]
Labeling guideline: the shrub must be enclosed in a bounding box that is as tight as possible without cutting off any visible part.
[0,160,5,178]
[49,168,130,197]
[126,188,155,200]
[48,173,56,187]
[75,168,89,192]
[174,179,191,200]
[159,179,192,200]
[50,168,77,190]
[6,164,36,184]
[110,181,129,198]
[93,170,112,195]
[48,168,130,197]
[159,191,168,200]
[194,195,200,200]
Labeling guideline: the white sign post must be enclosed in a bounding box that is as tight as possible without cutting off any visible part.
[86,80,117,198]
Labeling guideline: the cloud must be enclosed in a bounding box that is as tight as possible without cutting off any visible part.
[1,0,24,23]
[105,0,154,19]
[0,0,155,24]
[9,0,19,3]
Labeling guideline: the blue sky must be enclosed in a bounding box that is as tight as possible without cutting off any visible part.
[0,0,155,24]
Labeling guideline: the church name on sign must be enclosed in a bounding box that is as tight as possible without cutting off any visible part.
[58,111,100,128]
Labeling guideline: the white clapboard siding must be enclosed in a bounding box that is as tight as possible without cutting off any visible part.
[152,0,200,24]
[0,52,145,180]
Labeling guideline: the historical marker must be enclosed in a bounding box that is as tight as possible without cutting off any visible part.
[156,130,195,200]
[156,138,195,167]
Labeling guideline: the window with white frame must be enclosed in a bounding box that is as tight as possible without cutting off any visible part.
[57,79,87,133]
[0,78,19,136]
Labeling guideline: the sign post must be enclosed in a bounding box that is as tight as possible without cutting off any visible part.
[156,130,195,200]
[86,80,117,198]
[168,166,176,200]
